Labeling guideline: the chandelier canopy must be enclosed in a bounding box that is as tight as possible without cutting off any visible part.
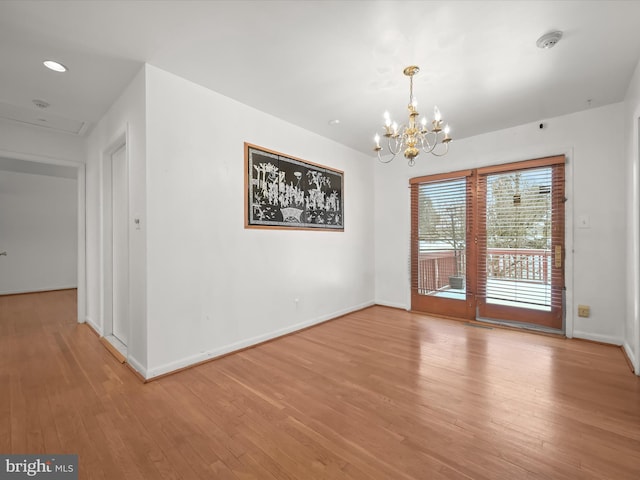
[374,65,451,166]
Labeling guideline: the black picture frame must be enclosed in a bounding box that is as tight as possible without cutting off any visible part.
[245,143,344,231]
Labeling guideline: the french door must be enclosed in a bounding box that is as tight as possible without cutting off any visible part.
[410,170,476,319]
[411,156,565,330]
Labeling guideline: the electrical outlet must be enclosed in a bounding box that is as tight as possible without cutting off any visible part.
[577,305,590,318]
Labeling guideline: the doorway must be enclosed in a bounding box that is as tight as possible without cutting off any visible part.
[0,153,85,322]
[102,141,129,354]
[411,156,565,330]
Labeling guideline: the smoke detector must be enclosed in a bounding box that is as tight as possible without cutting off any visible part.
[537,31,563,49]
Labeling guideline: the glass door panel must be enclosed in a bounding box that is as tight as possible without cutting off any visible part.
[477,163,565,329]
[411,174,475,319]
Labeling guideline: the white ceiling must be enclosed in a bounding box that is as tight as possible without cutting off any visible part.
[2,0,640,156]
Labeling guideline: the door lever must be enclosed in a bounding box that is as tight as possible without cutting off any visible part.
[0,251,6,256]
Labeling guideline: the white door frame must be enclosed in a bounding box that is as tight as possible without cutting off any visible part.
[0,148,86,322]
[100,130,130,353]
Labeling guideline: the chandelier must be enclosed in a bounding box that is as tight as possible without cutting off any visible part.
[374,65,451,166]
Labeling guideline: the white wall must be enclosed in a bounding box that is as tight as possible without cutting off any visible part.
[374,103,627,346]
[85,66,147,376]
[0,119,85,164]
[624,56,640,374]
[0,170,77,294]
[144,65,374,378]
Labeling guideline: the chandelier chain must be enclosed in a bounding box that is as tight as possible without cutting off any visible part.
[409,75,414,105]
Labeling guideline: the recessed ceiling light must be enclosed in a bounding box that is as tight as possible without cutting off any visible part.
[328,119,340,126]
[43,60,68,72]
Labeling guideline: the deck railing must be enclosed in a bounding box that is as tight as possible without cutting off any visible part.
[416,250,466,293]
[486,248,550,283]
[417,248,550,294]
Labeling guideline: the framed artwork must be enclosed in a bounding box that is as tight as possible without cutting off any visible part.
[245,143,344,231]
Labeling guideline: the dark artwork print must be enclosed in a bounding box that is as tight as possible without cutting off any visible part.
[246,145,344,230]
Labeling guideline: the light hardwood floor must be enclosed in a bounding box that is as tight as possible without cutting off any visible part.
[1,290,639,479]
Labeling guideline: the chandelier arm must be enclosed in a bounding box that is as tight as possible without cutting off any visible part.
[430,141,450,157]
[377,149,397,163]
[419,132,438,154]
[386,135,403,156]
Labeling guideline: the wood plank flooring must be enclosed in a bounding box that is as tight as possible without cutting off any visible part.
[1,290,639,479]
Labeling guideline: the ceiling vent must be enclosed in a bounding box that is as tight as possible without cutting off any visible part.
[537,31,563,49]
[0,101,87,135]
[33,99,50,109]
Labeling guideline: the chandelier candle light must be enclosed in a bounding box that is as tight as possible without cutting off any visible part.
[374,66,451,166]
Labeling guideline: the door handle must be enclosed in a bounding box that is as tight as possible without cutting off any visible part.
[0,251,6,256]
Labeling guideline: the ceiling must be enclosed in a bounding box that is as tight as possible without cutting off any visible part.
[2,0,640,157]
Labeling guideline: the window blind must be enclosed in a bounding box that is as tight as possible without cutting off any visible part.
[410,156,565,327]
[477,157,565,326]
[410,170,475,318]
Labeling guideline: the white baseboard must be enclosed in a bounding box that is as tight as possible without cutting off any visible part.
[85,316,103,336]
[0,285,77,295]
[623,341,639,375]
[374,300,409,310]
[572,330,623,346]
[128,355,147,379]
[145,301,375,380]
